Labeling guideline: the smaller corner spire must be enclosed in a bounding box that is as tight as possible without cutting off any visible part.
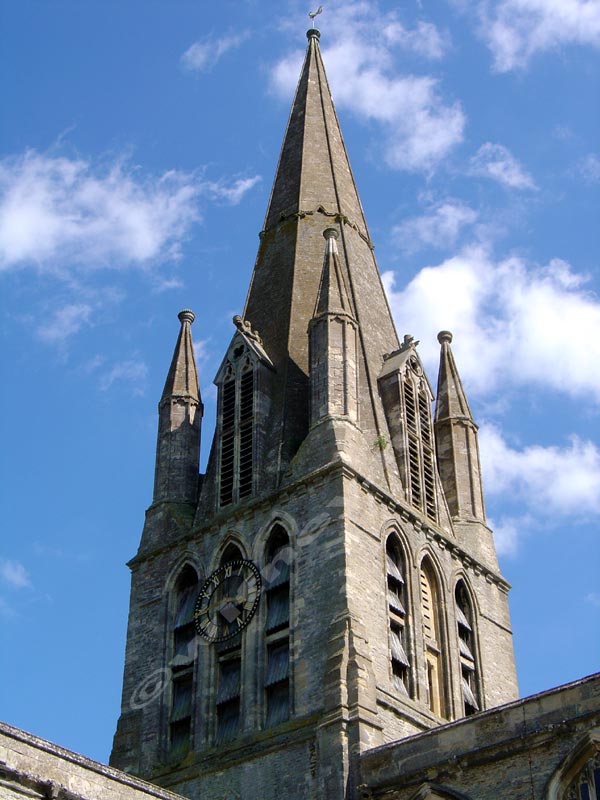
[434,331,485,524]
[161,309,200,405]
[435,330,472,423]
[153,309,203,506]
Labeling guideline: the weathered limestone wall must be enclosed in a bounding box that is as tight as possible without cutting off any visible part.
[0,721,185,800]
[360,672,600,800]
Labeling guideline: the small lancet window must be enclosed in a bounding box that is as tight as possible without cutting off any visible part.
[169,565,198,759]
[455,581,480,716]
[215,545,244,744]
[386,535,411,697]
[403,367,438,522]
[218,354,256,507]
[263,525,291,727]
[420,558,447,719]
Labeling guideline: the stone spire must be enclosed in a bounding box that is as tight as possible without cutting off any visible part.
[242,29,399,485]
[153,310,202,505]
[434,331,485,522]
[309,227,358,424]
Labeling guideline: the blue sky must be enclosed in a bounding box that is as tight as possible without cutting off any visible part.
[1,0,599,765]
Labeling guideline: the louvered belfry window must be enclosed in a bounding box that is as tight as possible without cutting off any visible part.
[218,351,255,507]
[420,558,447,719]
[386,536,412,697]
[456,581,480,716]
[170,566,198,759]
[264,525,291,727]
[402,361,437,522]
[216,545,244,744]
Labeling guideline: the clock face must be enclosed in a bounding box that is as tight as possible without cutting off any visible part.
[194,559,262,643]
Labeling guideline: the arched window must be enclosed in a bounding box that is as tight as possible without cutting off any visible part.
[218,353,255,507]
[420,558,447,718]
[403,363,437,522]
[215,544,244,743]
[564,753,600,799]
[170,565,198,759]
[263,525,291,727]
[386,535,411,697]
[455,581,480,716]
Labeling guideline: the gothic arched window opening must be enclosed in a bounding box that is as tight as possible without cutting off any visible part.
[403,368,437,522]
[565,752,600,799]
[455,581,480,716]
[169,565,198,759]
[386,535,411,697]
[218,353,255,507]
[215,545,244,744]
[264,525,291,727]
[420,558,447,719]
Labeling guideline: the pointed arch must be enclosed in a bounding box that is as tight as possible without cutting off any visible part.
[168,563,199,760]
[420,555,448,719]
[263,523,291,727]
[546,728,600,799]
[385,531,412,698]
[454,578,481,716]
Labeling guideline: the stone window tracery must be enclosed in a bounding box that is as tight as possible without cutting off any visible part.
[218,350,255,507]
[386,535,412,697]
[263,525,291,727]
[403,361,437,522]
[420,558,447,718]
[169,565,198,759]
[455,581,480,716]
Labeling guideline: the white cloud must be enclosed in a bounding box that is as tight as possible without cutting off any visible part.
[383,20,449,59]
[206,175,262,205]
[476,0,600,71]
[181,32,248,73]
[470,143,536,189]
[0,151,200,271]
[394,199,478,251]
[383,247,600,402]
[480,425,600,516]
[271,2,463,172]
[0,559,32,589]
[37,303,93,342]
[99,359,148,393]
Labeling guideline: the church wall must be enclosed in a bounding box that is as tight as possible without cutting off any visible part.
[359,672,600,800]
[0,722,185,800]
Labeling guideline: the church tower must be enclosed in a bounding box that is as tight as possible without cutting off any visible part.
[111,29,518,800]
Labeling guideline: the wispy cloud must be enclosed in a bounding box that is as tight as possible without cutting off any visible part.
[383,247,600,402]
[271,1,463,172]
[470,143,536,189]
[0,151,200,271]
[181,32,249,73]
[37,302,93,342]
[206,175,262,205]
[393,198,478,252]
[575,153,600,184]
[0,559,32,589]
[99,359,148,393]
[474,0,600,71]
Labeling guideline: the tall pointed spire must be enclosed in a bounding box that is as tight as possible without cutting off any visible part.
[242,29,399,486]
[153,310,202,505]
[434,331,485,523]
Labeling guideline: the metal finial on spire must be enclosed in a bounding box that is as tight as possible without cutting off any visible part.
[309,5,323,27]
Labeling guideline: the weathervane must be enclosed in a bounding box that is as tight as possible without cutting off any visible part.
[309,5,323,27]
